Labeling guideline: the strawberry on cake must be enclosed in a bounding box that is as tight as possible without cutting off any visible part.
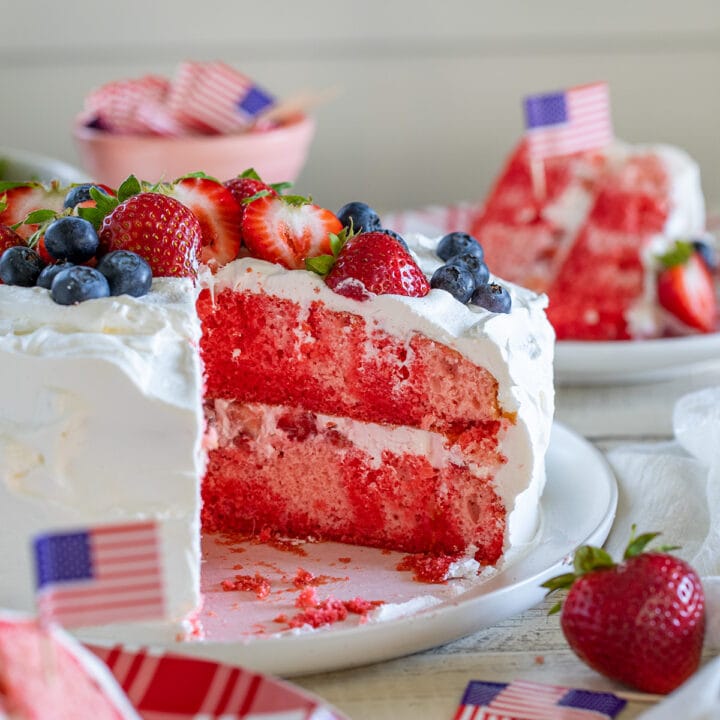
[470,139,717,339]
[0,174,554,642]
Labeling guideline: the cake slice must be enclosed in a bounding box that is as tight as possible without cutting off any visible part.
[0,611,139,719]
[470,139,710,339]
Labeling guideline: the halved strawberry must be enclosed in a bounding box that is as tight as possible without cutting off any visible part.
[324,231,430,300]
[0,181,65,239]
[657,242,717,332]
[0,225,24,254]
[170,176,242,268]
[242,195,342,270]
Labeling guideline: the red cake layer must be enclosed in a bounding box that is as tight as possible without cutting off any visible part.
[198,288,511,564]
[471,141,672,339]
[0,616,128,719]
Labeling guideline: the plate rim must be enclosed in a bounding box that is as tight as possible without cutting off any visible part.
[143,421,618,676]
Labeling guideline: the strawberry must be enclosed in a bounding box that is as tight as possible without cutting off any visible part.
[543,528,705,694]
[657,241,717,332]
[324,231,430,300]
[0,181,65,239]
[169,176,242,268]
[242,194,342,270]
[0,225,24,254]
[98,192,201,277]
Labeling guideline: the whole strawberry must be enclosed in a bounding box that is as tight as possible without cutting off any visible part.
[543,528,705,694]
[324,230,430,300]
[98,192,201,277]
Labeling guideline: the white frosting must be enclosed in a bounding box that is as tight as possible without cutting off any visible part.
[204,238,555,547]
[0,280,205,643]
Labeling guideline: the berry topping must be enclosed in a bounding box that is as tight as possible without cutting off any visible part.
[447,252,490,287]
[242,195,343,270]
[325,231,430,300]
[96,250,152,297]
[63,183,112,209]
[98,192,201,278]
[336,201,382,234]
[657,241,717,332]
[430,264,475,303]
[436,232,484,262]
[223,169,278,207]
[471,282,512,313]
[170,175,242,267]
[50,266,110,305]
[543,527,704,695]
[0,224,24,254]
[376,228,409,251]
[36,262,74,290]
[0,246,44,286]
[691,237,718,272]
[44,216,99,263]
[0,181,65,240]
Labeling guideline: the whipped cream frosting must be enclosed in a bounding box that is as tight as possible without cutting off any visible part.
[204,234,555,548]
[0,279,205,643]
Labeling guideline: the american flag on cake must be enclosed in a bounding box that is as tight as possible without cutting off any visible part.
[33,520,166,628]
[523,82,613,160]
[454,680,626,720]
[87,644,345,719]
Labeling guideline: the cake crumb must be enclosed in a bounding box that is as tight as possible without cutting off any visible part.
[338,557,352,563]
[220,572,271,599]
[535,655,545,665]
[397,552,464,583]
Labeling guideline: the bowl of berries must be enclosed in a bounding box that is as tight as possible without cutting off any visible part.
[73,114,316,188]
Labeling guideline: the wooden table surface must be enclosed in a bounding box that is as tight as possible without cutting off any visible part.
[294,362,720,720]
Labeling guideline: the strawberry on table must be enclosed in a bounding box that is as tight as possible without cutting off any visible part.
[322,230,431,300]
[242,194,342,270]
[0,181,65,240]
[170,175,242,268]
[657,241,717,333]
[98,191,201,278]
[543,527,705,694]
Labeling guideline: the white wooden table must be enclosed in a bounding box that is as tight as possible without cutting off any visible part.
[294,362,720,719]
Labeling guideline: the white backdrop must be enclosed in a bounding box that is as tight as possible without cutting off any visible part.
[3,0,720,215]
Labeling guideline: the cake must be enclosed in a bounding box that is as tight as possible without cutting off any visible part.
[470,139,716,339]
[0,611,139,719]
[0,177,554,641]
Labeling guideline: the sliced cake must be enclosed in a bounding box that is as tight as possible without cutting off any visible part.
[470,139,714,339]
[0,177,554,641]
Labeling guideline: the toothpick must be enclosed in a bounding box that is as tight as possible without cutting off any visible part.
[530,157,547,204]
[257,86,341,124]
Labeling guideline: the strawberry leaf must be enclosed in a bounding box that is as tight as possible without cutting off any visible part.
[574,545,615,575]
[0,195,6,214]
[239,168,262,181]
[658,240,694,269]
[240,189,272,205]
[624,531,662,559]
[117,175,142,203]
[541,572,577,594]
[174,171,220,183]
[23,209,58,225]
[78,187,120,230]
[548,601,562,616]
[269,181,293,195]
[282,194,311,207]
[0,181,34,193]
[306,254,335,275]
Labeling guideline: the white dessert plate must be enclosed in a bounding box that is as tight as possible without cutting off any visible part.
[158,422,617,677]
[555,333,720,385]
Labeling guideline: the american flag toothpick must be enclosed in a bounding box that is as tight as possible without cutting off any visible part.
[33,521,166,629]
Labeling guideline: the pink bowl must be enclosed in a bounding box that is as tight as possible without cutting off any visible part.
[73,115,315,187]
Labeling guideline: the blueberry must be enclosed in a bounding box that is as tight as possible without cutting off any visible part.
[436,232,483,262]
[430,264,476,303]
[50,266,110,305]
[0,246,44,286]
[63,183,109,209]
[378,228,409,251]
[336,202,382,234]
[447,253,489,287]
[37,262,74,290]
[96,250,152,297]
[471,282,512,313]
[44,216,99,263]
[692,239,718,272]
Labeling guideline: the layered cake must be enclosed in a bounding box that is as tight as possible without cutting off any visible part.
[0,177,554,641]
[470,139,715,339]
[0,611,139,719]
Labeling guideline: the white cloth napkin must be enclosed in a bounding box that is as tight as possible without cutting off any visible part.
[603,386,720,717]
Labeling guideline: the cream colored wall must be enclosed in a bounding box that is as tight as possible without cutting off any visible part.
[3,1,720,214]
